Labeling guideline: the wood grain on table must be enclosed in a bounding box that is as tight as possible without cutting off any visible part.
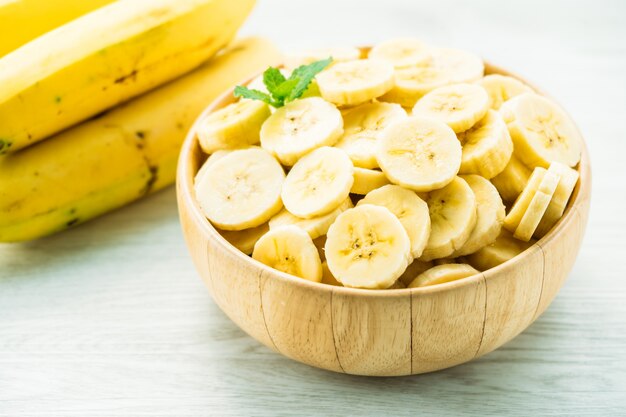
[1,0,625,415]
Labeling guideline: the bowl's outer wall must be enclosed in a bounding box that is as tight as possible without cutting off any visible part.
[176,62,591,376]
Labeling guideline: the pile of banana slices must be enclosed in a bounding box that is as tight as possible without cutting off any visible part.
[193,38,583,290]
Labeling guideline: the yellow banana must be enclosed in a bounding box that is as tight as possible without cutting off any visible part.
[0,0,114,58]
[0,0,255,154]
[0,37,282,242]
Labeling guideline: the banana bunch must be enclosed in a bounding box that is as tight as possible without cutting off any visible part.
[193,38,583,289]
[0,38,283,242]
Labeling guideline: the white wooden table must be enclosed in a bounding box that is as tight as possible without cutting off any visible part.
[1,1,625,415]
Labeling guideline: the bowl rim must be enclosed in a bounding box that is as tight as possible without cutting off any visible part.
[177,56,591,298]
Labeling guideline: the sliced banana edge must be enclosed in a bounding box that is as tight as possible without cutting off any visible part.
[500,92,582,168]
[350,167,391,195]
[281,146,354,218]
[420,176,477,261]
[325,204,411,289]
[284,46,361,71]
[453,175,505,257]
[398,259,434,287]
[219,223,269,255]
[260,97,344,166]
[513,170,560,241]
[479,74,534,110]
[412,83,490,133]
[503,167,546,232]
[357,184,431,259]
[197,100,270,154]
[316,59,395,106]
[466,229,535,271]
[408,264,479,288]
[269,197,353,240]
[252,225,322,282]
[534,162,580,237]
[376,116,461,192]
[490,154,532,202]
[368,37,432,68]
[458,109,514,179]
[195,148,285,231]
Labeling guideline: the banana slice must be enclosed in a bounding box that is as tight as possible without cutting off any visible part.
[534,162,579,237]
[219,223,269,255]
[252,225,322,282]
[357,184,430,258]
[503,167,546,232]
[398,259,434,286]
[380,47,484,107]
[316,59,395,106]
[351,167,391,195]
[195,149,231,185]
[412,83,489,133]
[421,177,477,261]
[195,148,284,231]
[285,46,361,71]
[260,97,343,166]
[321,261,342,286]
[325,204,411,289]
[513,170,560,241]
[377,117,461,192]
[490,154,532,202]
[408,264,479,288]
[466,229,535,271]
[458,110,513,178]
[500,93,582,168]
[479,74,533,110]
[197,100,271,154]
[281,146,353,218]
[453,175,505,256]
[335,102,407,169]
[368,38,431,68]
[269,197,353,239]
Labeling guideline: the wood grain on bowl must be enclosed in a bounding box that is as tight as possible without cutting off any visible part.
[176,60,591,376]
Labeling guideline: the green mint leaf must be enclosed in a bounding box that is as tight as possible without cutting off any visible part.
[272,79,299,99]
[262,67,287,96]
[287,57,332,102]
[233,86,277,106]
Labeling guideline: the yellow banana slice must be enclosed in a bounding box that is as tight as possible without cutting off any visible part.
[368,38,431,68]
[412,83,490,133]
[380,47,484,107]
[350,167,391,195]
[490,154,532,202]
[479,74,533,110]
[453,175,505,256]
[316,59,395,106]
[398,259,434,287]
[269,197,353,239]
[458,110,513,178]
[357,184,430,258]
[196,100,271,153]
[377,117,461,192]
[281,146,353,218]
[219,223,269,255]
[534,162,580,237]
[513,170,560,241]
[503,167,546,232]
[195,149,231,185]
[500,93,582,168]
[284,46,361,71]
[252,225,322,282]
[335,102,407,169]
[466,229,535,270]
[260,97,343,166]
[421,177,477,261]
[195,147,284,231]
[408,264,479,288]
[325,204,411,289]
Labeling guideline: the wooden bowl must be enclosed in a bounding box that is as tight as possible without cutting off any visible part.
[176,60,591,376]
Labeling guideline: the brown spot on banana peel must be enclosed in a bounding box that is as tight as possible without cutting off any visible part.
[141,166,159,196]
[66,218,80,228]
